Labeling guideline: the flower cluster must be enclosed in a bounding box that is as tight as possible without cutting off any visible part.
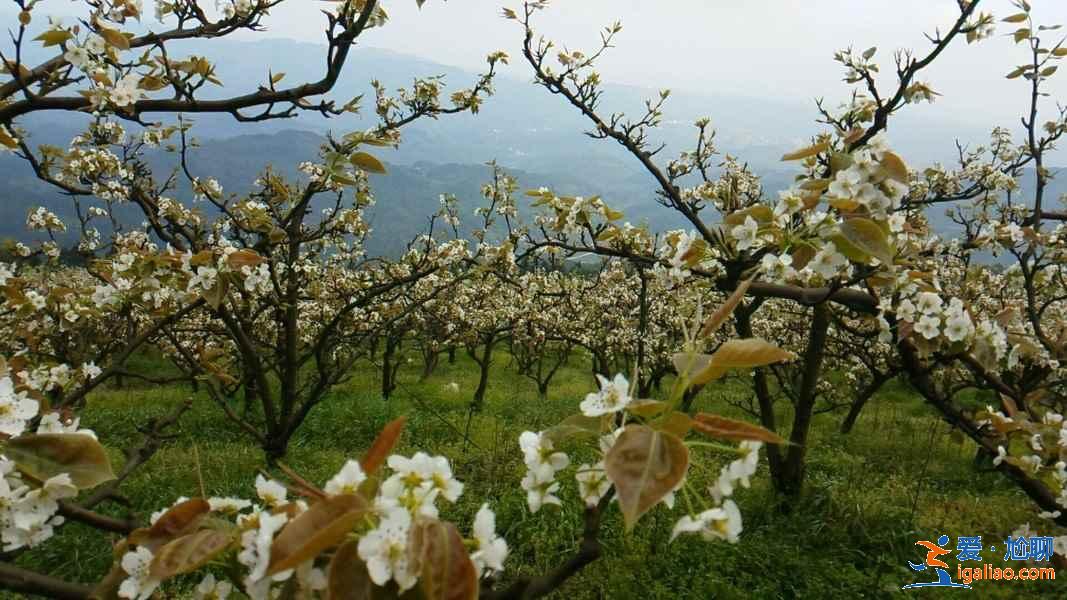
[116,446,507,599]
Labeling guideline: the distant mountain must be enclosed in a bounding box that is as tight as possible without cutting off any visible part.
[3,38,1061,256]
[0,127,701,257]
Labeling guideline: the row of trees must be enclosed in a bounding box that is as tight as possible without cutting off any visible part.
[0,0,1064,597]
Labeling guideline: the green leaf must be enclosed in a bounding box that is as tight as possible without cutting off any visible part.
[543,414,604,445]
[723,205,774,226]
[839,217,894,265]
[1007,65,1030,79]
[5,433,115,489]
[604,425,689,531]
[34,29,71,47]
[1002,13,1029,23]
[349,152,387,174]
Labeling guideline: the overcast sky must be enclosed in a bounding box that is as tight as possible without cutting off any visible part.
[248,0,1067,131]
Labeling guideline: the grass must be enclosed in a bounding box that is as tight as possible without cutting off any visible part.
[13,350,1067,598]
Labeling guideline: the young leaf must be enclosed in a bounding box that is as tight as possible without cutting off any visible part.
[328,540,399,600]
[1002,13,1029,23]
[267,494,368,575]
[686,339,796,385]
[692,414,787,444]
[0,127,17,150]
[543,413,603,445]
[226,249,266,269]
[657,411,693,439]
[34,29,71,47]
[781,141,829,161]
[604,425,689,531]
[98,27,131,50]
[699,277,753,339]
[350,152,387,174]
[879,152,909,183]
[5,433,116,489]
[839,217,893,265]
[407,519,478,600]
[671,352,713,383]
[360,416,407,475]
[149,529,233,579]
[126,498,212,552]
[626,399,668,419]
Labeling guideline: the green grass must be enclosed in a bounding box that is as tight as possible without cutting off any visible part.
[13,352,1067,598]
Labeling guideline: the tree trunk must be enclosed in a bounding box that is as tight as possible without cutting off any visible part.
[735,305,786,493]
[382,334,401,400]
[776,304,831,498]
[471,336,495,412]
[680,384,703,413]
[840,372,892,434]
[420,349,438,382]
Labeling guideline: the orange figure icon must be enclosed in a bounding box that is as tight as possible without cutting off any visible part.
[913,539,951,569]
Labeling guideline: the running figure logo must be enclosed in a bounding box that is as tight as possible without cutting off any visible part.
[902,534,971,589]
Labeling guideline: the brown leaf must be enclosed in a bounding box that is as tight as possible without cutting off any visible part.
[407,519,478,600]
[604,425,689,531]
[127,498,211,551]
[328,540,400,600]
[692,414,787,444]
[149,529,233,580]
[267,494,368,575]
[790,244,816,270]
[361,417,407,475]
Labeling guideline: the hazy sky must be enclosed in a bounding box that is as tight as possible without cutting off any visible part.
[250,0,1067,130]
